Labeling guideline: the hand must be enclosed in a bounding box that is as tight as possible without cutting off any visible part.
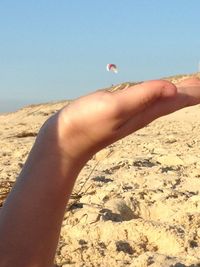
[47,77,200,164]
[1,77,199,267]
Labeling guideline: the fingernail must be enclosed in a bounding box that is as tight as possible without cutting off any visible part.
[163,83,177,97]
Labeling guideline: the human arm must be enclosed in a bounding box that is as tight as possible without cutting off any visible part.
[0,78,200,267]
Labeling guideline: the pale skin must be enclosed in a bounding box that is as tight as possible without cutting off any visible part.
[0,78,200,267]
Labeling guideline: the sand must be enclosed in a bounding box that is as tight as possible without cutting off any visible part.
[1,75,200,266]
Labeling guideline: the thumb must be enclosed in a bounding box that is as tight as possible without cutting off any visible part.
[113,80,177,116]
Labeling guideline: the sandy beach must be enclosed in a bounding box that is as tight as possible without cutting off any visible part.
[1,75,200,267]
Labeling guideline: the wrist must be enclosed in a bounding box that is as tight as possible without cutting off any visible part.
[33,113,89,175]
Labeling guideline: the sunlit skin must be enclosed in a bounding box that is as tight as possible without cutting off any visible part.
[0,78,200,267]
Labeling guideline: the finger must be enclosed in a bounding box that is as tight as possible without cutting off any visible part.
[113,80,177,116]
[176,77,200,87]
[116,80,200,139]
[176,77,200,106]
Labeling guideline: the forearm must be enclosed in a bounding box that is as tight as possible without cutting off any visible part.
[0,117,84,267]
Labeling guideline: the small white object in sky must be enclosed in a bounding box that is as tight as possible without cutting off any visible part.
[106,64,118,73]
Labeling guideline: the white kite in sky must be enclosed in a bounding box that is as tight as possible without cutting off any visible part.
[106,63,118,73]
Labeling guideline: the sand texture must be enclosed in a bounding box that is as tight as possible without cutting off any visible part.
[1,75,200,266]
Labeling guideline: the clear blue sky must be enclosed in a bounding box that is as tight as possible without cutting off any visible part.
[0,0,200,112]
